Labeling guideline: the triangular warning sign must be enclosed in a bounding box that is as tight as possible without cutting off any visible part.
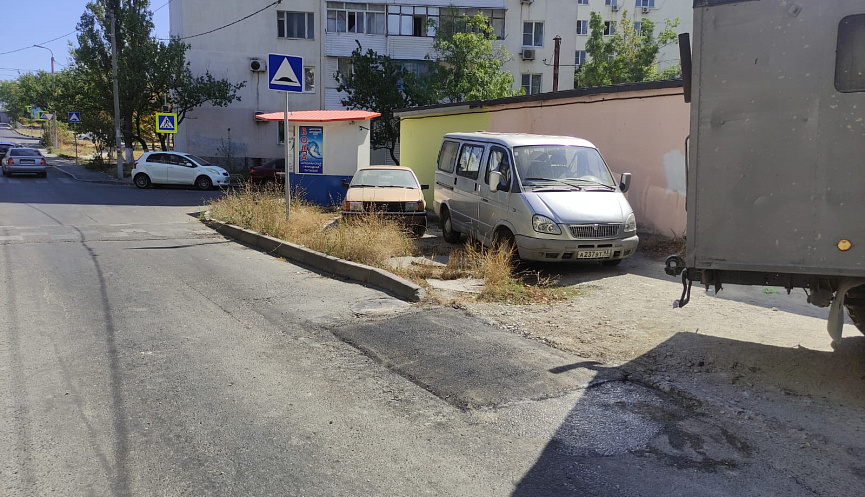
[271,58,301,87]
[159,117,175,130]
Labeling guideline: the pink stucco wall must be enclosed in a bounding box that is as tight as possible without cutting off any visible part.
[488,87,689,235]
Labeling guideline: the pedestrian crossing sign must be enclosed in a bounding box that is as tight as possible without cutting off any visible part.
[156,112,178,134]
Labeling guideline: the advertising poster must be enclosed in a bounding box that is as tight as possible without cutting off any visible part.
[298,126,323,174]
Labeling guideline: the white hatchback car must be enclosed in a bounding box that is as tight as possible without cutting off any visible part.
[132,151,230,190]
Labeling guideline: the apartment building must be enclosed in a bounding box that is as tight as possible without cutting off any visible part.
[169,0,690,162]
[574,0,692,76]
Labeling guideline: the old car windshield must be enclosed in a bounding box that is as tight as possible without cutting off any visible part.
[513,145,615,187]
[351,169,419,188]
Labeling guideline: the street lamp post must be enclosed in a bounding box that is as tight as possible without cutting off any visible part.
[33,44,58,151]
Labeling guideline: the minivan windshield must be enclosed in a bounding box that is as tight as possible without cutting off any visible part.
[513,145,615,188]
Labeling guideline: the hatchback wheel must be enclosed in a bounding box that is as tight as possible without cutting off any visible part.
[134,173,151,189]
[195,175,213,190]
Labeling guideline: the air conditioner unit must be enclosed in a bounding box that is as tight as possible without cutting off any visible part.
[642,6,650,14]
[249,58,266,72]
[521,49,535,61]
[254,111,267,122]
[611,5,620,12]
[520,0,533,4]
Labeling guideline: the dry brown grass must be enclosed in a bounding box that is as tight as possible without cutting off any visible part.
[209,185,578,304]
[209,183,413,267]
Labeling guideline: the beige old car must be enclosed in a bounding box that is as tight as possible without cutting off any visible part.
[341,165,428,237]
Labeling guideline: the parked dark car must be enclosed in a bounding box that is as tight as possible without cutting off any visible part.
[249,159,285,185]
[0,141,15,159]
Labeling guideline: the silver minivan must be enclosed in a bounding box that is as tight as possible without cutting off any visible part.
[433,132,638,264]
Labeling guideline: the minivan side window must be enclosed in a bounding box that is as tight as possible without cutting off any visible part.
[456,144,484,180]
[437,140,459,173]
[484,146,512,192]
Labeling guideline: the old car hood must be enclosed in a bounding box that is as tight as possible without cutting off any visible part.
[346,187,421,202]
[526,190,630,224]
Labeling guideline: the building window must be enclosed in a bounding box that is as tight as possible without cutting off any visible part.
[576,20,588,35]
[577,0,589,4]
[604,21,616,36]
[575,50,586,67]
[636,0,655,7]
[438,8,505,39]
[388,6,438,37]
[277,123,296,148]
[605,0,618,6]
[523,22,544,47]
[634,22,642,35]
[278,11,314,39]
[304,67,315,92]
[836,14,865,92]
[521,73,542,95]
[337,57,353,83]
[326,3,386,35]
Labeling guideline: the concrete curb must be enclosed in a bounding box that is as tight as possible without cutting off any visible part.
[49,164,131,185]
[203,216,426,303]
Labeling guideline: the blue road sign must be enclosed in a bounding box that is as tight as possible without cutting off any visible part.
[68,112,81,123]
[268,53,304,92]
[37,110,50,122]
[156,113,178,134]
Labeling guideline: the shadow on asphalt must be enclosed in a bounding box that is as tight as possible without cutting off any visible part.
[0,168,227,208]
[512,333,865,496]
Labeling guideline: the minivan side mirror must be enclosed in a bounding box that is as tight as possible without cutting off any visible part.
[421,184,429,190]
[619,172,632,193]
[489,171,503,192]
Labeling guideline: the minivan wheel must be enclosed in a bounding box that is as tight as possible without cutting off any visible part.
[195,175,213,190]
[493,230,518,260]
[134,173,151,189]
[441,209,461,243]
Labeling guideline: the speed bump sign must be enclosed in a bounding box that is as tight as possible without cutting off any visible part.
[156,112,178,134]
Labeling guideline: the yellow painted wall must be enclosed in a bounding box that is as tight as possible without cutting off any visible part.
[399,111,491,208]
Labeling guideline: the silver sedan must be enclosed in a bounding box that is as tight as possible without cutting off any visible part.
[2,147,47,177]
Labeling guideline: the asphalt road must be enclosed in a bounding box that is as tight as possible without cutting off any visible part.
[1,129,854,496]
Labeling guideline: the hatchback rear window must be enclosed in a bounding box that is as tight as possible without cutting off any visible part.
[10,149,41,157]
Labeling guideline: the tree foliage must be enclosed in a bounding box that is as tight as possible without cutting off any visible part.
[335,11,519,161]
[428,11,521,103]
[577,11,679,88]
[71,0,244,157]
[335,42,433,164]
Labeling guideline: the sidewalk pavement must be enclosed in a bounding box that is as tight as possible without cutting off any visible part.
[48,156,132,185]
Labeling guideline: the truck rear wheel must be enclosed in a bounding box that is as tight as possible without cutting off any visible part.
[844,284,865,335]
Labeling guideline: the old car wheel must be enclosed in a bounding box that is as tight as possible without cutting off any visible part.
[845,284,865,335]
[195,175,213,190]
[441,208,461,244]
[411,224,427,238]
[134,173,151,189]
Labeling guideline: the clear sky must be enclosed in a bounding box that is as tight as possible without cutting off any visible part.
[0,0,171,81]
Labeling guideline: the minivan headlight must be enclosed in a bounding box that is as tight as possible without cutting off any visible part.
[624,213,637,233]
[532,215,562,235]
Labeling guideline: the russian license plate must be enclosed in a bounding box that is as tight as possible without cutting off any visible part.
[577,249,612,259]
[21,159,35,164]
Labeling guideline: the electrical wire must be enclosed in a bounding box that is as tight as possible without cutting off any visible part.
[153,0,178,13]
[0,31,77,56]
[160,0,281,41]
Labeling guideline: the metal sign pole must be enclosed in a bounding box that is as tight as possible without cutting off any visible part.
[284,92,291,219]
[73,124,78,164]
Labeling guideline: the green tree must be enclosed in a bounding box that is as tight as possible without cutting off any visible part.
[428,11,521,102]
[72,0,244,160]
[335,42,433,164]
[577,11,679,88]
